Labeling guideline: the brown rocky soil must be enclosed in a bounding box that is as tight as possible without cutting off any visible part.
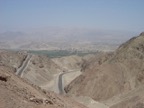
[0,64,87,108]
[1,32,144,108]
[65,32,144,107]
[52,55,83,71]
[23,55,62,86]
[0,50,26,69]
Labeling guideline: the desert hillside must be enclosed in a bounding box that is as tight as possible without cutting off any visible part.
[22,55,62,86]
[52,55,83,71]
[0,55,87,108]
[65,32,144,107]
[0,50,62,87]
[0,49,86,91]
[0,50,27,69]
[1,32,144,108]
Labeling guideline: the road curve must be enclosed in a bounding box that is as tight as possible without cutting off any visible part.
[58,69,80,94]
[16,54,32,77]
[58,73,65,94]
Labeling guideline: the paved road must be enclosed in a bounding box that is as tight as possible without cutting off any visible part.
[58,69,80,94]
[58,72,65,94]
[16,54,32,77]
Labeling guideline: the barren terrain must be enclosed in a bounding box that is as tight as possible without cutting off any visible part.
[0,54,87,108]
[65,32,144,107]
[1,32,144,108]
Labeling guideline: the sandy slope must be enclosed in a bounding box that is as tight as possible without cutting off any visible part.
[0,65,87,108]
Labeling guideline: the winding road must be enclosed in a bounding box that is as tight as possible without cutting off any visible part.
[16,54,32,77]
[58,69,80,94]
[58,72,66,94]
[15,54,79,95]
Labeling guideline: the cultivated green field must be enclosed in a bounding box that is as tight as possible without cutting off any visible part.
[28,50,97,58]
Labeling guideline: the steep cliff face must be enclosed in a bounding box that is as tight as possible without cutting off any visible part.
[65,33,144,102]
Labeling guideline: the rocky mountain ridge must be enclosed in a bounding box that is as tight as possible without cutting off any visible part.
[65,32,144,108]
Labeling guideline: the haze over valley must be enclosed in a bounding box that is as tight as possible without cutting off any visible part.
[0,0,144,108]
[0,28,136,52]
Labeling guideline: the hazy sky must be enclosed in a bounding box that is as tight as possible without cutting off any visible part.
[0,0,144,32]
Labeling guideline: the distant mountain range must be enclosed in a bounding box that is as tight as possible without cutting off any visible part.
[0,28,137,51]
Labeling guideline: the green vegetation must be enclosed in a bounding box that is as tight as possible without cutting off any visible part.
[28,50,97,58]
